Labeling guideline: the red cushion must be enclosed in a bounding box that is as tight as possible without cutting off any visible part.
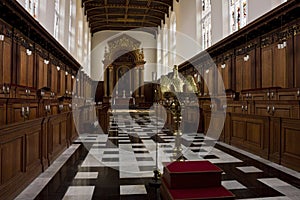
[163,161,223,189]
[165,161,222,173]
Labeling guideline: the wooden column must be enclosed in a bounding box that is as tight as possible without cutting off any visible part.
[109,66,113,97]
[139,66,144,97]
[135,67,139,97]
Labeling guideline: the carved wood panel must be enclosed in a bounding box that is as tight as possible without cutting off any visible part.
[37,55,48,89]
[294,33,300,88]
[0,137,23,183]
[59,69,65,96]
[0,100,6,126]
[273,46,287,88]
[51,64,58,94]
[18,45,35,88]
[281,119,300,171]
[261,46,273,88]
[0,36,12,87]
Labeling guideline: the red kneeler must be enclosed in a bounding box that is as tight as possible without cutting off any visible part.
[160,161,235,200]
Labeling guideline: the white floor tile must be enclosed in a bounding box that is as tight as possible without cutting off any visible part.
[74,172,98,179]
[222,180,247,190]
[258,178,291,187]
[62,186,95,200]
[237,166,263,173]
[120,185,147,195]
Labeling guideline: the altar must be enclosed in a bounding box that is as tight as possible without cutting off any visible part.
[102,34,146,105]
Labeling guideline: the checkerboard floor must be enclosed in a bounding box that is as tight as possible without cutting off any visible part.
[26,111,300,200]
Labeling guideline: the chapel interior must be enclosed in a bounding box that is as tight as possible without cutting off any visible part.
[1,0,300,199]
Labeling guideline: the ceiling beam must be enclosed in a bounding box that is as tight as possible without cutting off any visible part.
[88,13,163,21]
[90,20,160,27]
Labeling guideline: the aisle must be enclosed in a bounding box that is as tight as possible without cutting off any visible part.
[28,111,300,200]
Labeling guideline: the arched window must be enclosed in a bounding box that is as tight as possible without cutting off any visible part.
[163,25,169,75]
[201,0,211,50]
[229,0,247,33]
[25,0,38,18]
[157,32,162,78]
[54,0,60,39]
[169,12,176,68]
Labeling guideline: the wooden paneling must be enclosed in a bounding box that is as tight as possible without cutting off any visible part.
[261,46,273,88]
[0,100,6,126]
[294,33,300,88]
[261,44,287,88]
[231,114,269,158]
[273,46,287,88]
[59,69,66,96]
[0,137,23,183]
[269,117,281,163]
[0,119,43,199]
[0,35,12,87]
[51,64,58,94]
[281,119,300,171]
[37,55,48,89]
[47,114,69,163]
[18,45,35,88]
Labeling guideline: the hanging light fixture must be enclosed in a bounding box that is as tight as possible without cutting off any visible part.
[0,26,5,41]
[221,62,226,69]
[26,48,32,56]
[57,66,60,71]
[205,69,210,74]
[44,59,49,65]
[243,54,249,62]
[244,34,250,62]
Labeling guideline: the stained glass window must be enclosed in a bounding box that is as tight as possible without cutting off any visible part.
[230,0,247,33]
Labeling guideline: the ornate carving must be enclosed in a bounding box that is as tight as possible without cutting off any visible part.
[104,34,143,63]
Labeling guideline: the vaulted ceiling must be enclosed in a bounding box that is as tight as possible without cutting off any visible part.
[82,0,177,35]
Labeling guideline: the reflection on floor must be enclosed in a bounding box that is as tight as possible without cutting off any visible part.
[17,111,300,200]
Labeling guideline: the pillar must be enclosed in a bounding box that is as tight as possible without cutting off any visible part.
[109,66,113,97]
[135,67,139,97]
[139,66,144,97]
[104,68,108,97]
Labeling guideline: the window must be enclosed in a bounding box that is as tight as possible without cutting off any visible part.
[157,32,162,78]
[54,0,60,39]
[163,25,169,74]
[68,0,75,52]
[169,12,176,68]
[25,0,38,18]
[201,0,211,49]
[229,0,247,33]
